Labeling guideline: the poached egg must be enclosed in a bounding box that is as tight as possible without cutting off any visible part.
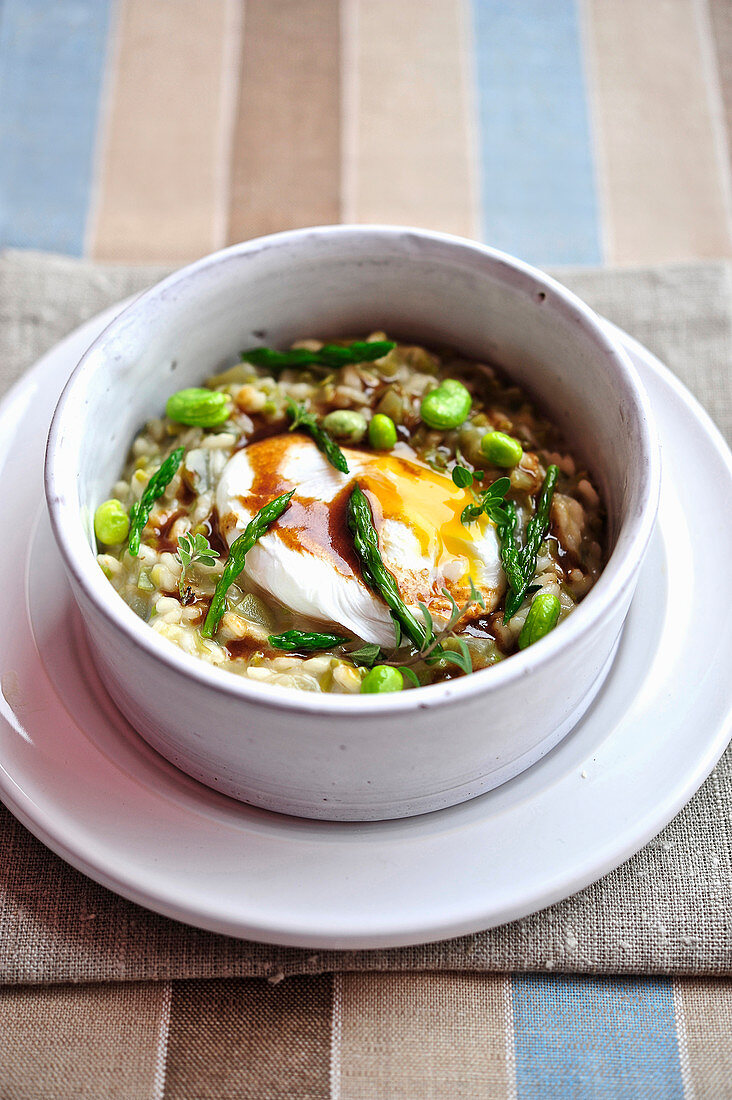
[215,434,505,647]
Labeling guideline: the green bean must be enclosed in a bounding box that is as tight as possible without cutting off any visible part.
[201,490,294,637]
[420,379,472,430]
[518,593,561,649]
[360,665,404,693]
[268,630,347,651]
[347,484,431,651]
[128,447,185,556]
[321,409,367,443]
[94,499,130,546]
[166,387,231,427]
[368,413,397,450]
[481,430,523,467]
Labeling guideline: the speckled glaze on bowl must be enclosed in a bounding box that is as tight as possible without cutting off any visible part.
[45,227,660,820]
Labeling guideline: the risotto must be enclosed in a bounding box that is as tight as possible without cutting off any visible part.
[95,335,605,694]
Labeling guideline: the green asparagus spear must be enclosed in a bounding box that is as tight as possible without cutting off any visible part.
[128,447,185,556]
[241,340,394,371]
[347,484,432,651]
[496,501,526,597]
[286,398,349,474]
[201,491,294,637]
[268,630,348,651]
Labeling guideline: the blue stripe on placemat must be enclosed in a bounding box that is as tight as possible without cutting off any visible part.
[470,0,602,267]
[0,0,112,254]
[512,975,684,1098]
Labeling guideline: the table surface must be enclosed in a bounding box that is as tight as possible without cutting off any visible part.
[1,2,731,1097]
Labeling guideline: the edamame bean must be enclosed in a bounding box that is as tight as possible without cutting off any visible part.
[94,499,130,545]
[420,379,472,430]
[166,387,231,427]
[518,593,561,650]
[322,409,367,443]
[481,430,523,467]
[368,413,397,450]
[360,665,404,693]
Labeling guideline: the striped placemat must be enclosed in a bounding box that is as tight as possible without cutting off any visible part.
[2,3,732,1095]
[1,974,731,1097]
[1,0,732,268]
[0,249,730,991]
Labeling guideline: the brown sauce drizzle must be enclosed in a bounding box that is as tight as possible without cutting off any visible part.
[201,508,228,558]
[229,435,362,577]
[545,530,576,575]
[225,639,265,661]
[152,509,185,553]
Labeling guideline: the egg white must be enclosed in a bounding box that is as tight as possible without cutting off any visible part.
[215,436,505,646]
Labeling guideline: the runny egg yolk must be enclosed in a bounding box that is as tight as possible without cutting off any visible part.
[357,456,495,592]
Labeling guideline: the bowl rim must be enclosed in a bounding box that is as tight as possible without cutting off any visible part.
[45,224,661,716]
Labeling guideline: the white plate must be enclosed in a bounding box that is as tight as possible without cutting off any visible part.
[0,307,730,949]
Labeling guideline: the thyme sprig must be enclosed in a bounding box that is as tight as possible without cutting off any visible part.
[452,463,559,623]
[452,465,511,527]
[345,574,486,678]
[503,464,558,621]
[175,532,219,601]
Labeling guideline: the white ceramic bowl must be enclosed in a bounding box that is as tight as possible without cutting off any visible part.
[45,226,660,821]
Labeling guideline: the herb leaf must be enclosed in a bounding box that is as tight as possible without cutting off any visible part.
[347,642,382,668]
[176,531,220,599]
[468,576,486,610]
[417,602,434,638]
[502,465,559,622]
[347,484,432,651]
[459,474,511,527]
[268,630,347,651]
[461,502,484,525]
[241,340,395,372]
[128,447,185,556]
[398,666,421,688]
[286,398,349,474]
[451,465,474,489]
[201,490,294,637]
[438,637,473,676]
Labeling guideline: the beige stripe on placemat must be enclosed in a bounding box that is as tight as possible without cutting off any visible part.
[343,0,478,236]
[584,0,732,264]
[90,0,239,263]
[674,979,732,1100]
[163,976,332,1099]
[334,972,512,1099]
[227,0,341,242]
[0,981,167,1099]
[708,0,732,179]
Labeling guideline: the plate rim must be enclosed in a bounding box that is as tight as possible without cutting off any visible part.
[0,306,730,948]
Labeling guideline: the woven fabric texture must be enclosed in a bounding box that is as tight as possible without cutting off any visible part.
[0,249,730,985]
[2,974,732,1099]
